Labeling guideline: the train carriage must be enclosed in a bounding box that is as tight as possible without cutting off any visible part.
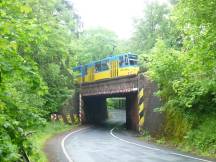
[73,53,139,84]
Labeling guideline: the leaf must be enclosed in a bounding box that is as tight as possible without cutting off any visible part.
[10,41,17,50]
[20,5,32,14]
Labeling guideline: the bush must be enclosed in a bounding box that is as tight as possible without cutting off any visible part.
[184,116,216,156]
[29,121,74,162]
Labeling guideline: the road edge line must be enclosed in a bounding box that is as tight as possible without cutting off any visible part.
[61,127,90,162]
[110,127,213,162]
[110,128,160,151]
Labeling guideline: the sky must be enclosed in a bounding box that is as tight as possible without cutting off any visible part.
[72,0,168,39]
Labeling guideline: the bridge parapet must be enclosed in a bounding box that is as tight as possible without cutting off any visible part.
[80,75,139,96]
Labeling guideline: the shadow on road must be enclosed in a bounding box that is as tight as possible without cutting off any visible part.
[91,109,127,131]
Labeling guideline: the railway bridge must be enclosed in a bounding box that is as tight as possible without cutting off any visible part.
[76,73,163,134]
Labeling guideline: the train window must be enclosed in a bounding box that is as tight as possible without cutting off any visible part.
[119,56,124,67]
[119,55,129,67]
[95,62,102,72]
[129,60,137,66]
[101,60,109,71]
[129,54,138,66]
[128,54,138,60]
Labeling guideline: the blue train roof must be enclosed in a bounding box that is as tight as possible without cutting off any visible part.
[72,52,137,70]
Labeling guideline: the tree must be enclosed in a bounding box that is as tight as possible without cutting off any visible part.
[131,2,181,54]
[0,0,79,161]
[145,0,216,152]
[75,27,122,64]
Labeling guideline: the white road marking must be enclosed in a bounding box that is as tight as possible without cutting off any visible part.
[61,127,90,162]
[110,127,213,162]
[110,128,160,151]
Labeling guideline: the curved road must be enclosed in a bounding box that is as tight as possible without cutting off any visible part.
[59,110,214,162]
[62,126,213,162]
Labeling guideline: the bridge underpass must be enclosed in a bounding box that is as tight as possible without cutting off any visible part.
[81,92,139,130]
[77,74,163,134]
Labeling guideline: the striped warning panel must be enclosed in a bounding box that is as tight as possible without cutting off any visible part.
[138,88,145,132]
[79,94,83,123]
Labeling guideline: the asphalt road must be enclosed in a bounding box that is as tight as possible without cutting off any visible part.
[59,110,214,162]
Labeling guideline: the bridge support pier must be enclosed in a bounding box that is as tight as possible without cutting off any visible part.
[126,93,139,131]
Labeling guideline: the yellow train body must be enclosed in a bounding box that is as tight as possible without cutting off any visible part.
[94,70,110,81]
[84,66,94,82]
[118,66,139,76]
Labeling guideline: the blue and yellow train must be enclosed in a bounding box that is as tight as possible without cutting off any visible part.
[73,53,139,83]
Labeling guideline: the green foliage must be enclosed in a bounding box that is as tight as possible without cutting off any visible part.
[156,137,166,145]
[107,98,125,110]
[163,108,192,140]
[131,2,181,54]
[75,27,127,64]
[184,116,216,156]
[0,0,79,161]
[29,121,74,162]
[136,0,216,157]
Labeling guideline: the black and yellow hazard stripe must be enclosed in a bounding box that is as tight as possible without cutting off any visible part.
[138,88,145,132]
[79,94,83,123]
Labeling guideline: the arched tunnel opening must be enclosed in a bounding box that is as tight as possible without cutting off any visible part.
[81,92,139,131]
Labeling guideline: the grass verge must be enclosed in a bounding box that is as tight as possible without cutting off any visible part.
[138,131,216,160]
[29,121,76,162]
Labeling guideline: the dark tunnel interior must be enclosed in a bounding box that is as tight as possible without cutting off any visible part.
[82,92,139,131]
